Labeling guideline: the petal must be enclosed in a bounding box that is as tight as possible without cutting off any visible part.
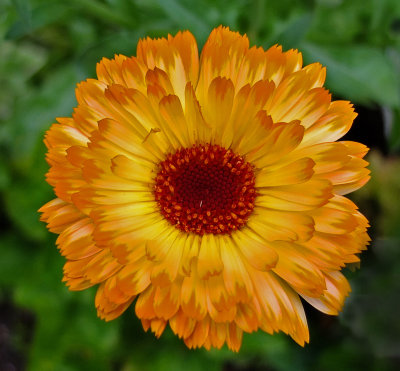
[246,120,305,168]
[286,142,351,174]
[310,206,358,234]
[203,77,235,145]
[95,279,135,321]
[257,178,333,211]
[219,235,254,301]
[226,322,243,352]
[39,198,83,233]
[115,258,152,296]
[197,26,249,102]
[84,249,122,284]
[181,266,208,320]
[184,82,212,143]
[153,281,181,319]
[256,158,315,187]
[96,54,147,92]
[197,234,224,279]
[110,154,155,188]
[135,286,156,319]
[150,234,186,286]
[159,94,192,148]
[206,275,237,322]
[301,271,351,315]
[169,309,196,339]
[231,229,278,271]
[234,303,260,333]
[302,100,357,146]
[319,157,370,195]
[137,30,199,102]
[184,317,210,349]
[249,269,309,345]
[266,65,330,125]
[56,217,101,260]
[229,81,276,151]
[248,209,315,242]
[271,241,326,297]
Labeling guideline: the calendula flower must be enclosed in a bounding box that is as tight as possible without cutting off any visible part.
[39,26,370,351]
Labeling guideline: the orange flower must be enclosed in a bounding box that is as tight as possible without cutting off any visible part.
[39,26,370,351]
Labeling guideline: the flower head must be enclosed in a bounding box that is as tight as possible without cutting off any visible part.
[39,26,370,351]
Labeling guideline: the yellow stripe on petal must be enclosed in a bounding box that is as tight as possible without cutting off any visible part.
[302,100,357,146]
[184,82,212,143]
[111,154,155,183]
[197,26,249,103]
[203,77,235,145]
[229,80,275,150]
[248,209,314,242]
[220,235,254,301]
[150,234,187,286]
[256,158,315,187]
[197,234,223,279]
[137,31,199,102]
[257,178,333,211]
[159,94,191,148]
[231,229,278,271]
[286,142,351,174]
[96,55,125,85]
[247,121,304,168]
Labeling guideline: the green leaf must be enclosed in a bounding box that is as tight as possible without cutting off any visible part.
[301,42,400,107]
[264,13,313,50]
[156,0,210,37]
[5,64,78,171]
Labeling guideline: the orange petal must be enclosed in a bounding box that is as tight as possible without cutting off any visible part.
[301,271,351,315]
[302,100,357,146]
[137,30,199,102]
[272,241,326,297]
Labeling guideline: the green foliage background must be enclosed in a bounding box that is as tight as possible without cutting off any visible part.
[1,0,400,370]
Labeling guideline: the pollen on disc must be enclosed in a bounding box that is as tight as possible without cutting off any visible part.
[154,144,257,235]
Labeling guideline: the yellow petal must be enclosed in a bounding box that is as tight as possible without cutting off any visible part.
[256,158,315,187]
[248,209,314,242]
[246,120,305,168]
[197,234,224,279]
[219,235,254,300]
[203,77,235,145]
[257,178,333,211]
[231,229,278,271]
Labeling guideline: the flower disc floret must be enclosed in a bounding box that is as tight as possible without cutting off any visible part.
[154,144,256,235]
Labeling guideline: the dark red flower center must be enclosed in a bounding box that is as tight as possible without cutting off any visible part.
[154,144,256,235]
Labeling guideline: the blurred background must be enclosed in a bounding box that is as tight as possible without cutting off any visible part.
[1,0,400,370]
